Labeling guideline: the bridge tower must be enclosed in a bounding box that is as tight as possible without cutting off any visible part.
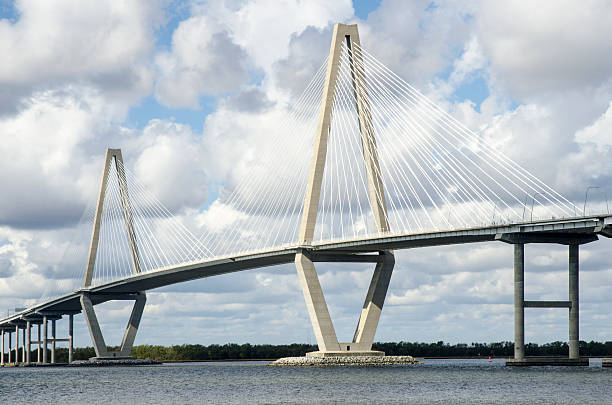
[80,148,147,360]
[296,23,394,357]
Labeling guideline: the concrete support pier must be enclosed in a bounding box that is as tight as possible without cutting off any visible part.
[51,319,56,364]
[507,243,587,366]
[569,244,579,359]
[1,329,4,365]
[81,292,147,360]
[15,325,19,365]
[8,331,11,363]
[37,324,41,363]
[68,314,74,363]
[42,316,47,364]
[514,244,525,361]
[25,321,31,364]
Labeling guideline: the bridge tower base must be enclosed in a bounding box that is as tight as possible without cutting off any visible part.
[81,292,146,360]
[296,251,395,357]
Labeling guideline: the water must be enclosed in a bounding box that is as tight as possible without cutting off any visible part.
[1,358,611,404]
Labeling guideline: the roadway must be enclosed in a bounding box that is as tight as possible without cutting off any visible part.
[1,214,611,328]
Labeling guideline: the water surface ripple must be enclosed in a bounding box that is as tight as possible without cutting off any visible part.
[1,358,611,404]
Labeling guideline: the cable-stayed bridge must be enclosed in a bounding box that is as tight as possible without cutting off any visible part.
[1,24,611,366]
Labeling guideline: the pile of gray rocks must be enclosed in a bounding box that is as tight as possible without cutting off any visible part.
[268,355,419,366]
[69,358,160,367]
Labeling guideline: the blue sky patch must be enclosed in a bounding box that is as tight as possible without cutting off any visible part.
[156,0,191,50]
[126,94,215,132]
[452,74,490,112]
[352,0,381,19]
[0,0,18,23]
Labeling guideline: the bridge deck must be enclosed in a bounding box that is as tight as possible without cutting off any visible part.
[1,215,610,328]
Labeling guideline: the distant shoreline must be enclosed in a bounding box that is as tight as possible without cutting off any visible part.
[159,355,612,363]
[33,341,612,363]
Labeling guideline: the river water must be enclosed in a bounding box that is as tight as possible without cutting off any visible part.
[1,358,611,404]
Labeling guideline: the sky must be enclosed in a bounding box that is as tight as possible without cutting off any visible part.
[1,0,612,349]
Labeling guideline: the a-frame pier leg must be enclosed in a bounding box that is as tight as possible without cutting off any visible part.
[119,293,147,357]
[81,293,109,358]
[295,252,340,352]
[353,251,395,349]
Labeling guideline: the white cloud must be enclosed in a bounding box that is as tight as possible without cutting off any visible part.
[133,119,208,211]
[0,87,122,228]
[575,101,612,153]
[477,0,612,100]
[0,0,160,112]
[199,0,354,72]
[154,15,250,108]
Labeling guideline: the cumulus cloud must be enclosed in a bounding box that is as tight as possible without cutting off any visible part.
[0,0,160,113]
[133,119,208,211]
[0,87,121,228]
[155,15,251,108]
[477,0,612,100]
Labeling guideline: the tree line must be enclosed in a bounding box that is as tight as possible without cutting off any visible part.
[8,340,612,362]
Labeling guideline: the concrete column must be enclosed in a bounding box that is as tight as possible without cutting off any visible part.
[81,293,110,358]
[119,294,146,357]
[42,316,48,364]
[1,329,4,365]
[15,325,19,365]
[353,252,395,349]
[21,327,26,363]
[37,324,41,363]
[569,244,579,359]
[26,321,31,364]
[68,314,74,363]
[295,252,340,352]
[51,319,56,364]
[8,331,11,364]
[514,243,525,360]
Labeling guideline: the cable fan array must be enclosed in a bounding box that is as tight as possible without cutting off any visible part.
[87,159,211,287]
[311,42,579,243]
[198,40,580,253]
[41,38,587,296]
[198,60,328,257]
